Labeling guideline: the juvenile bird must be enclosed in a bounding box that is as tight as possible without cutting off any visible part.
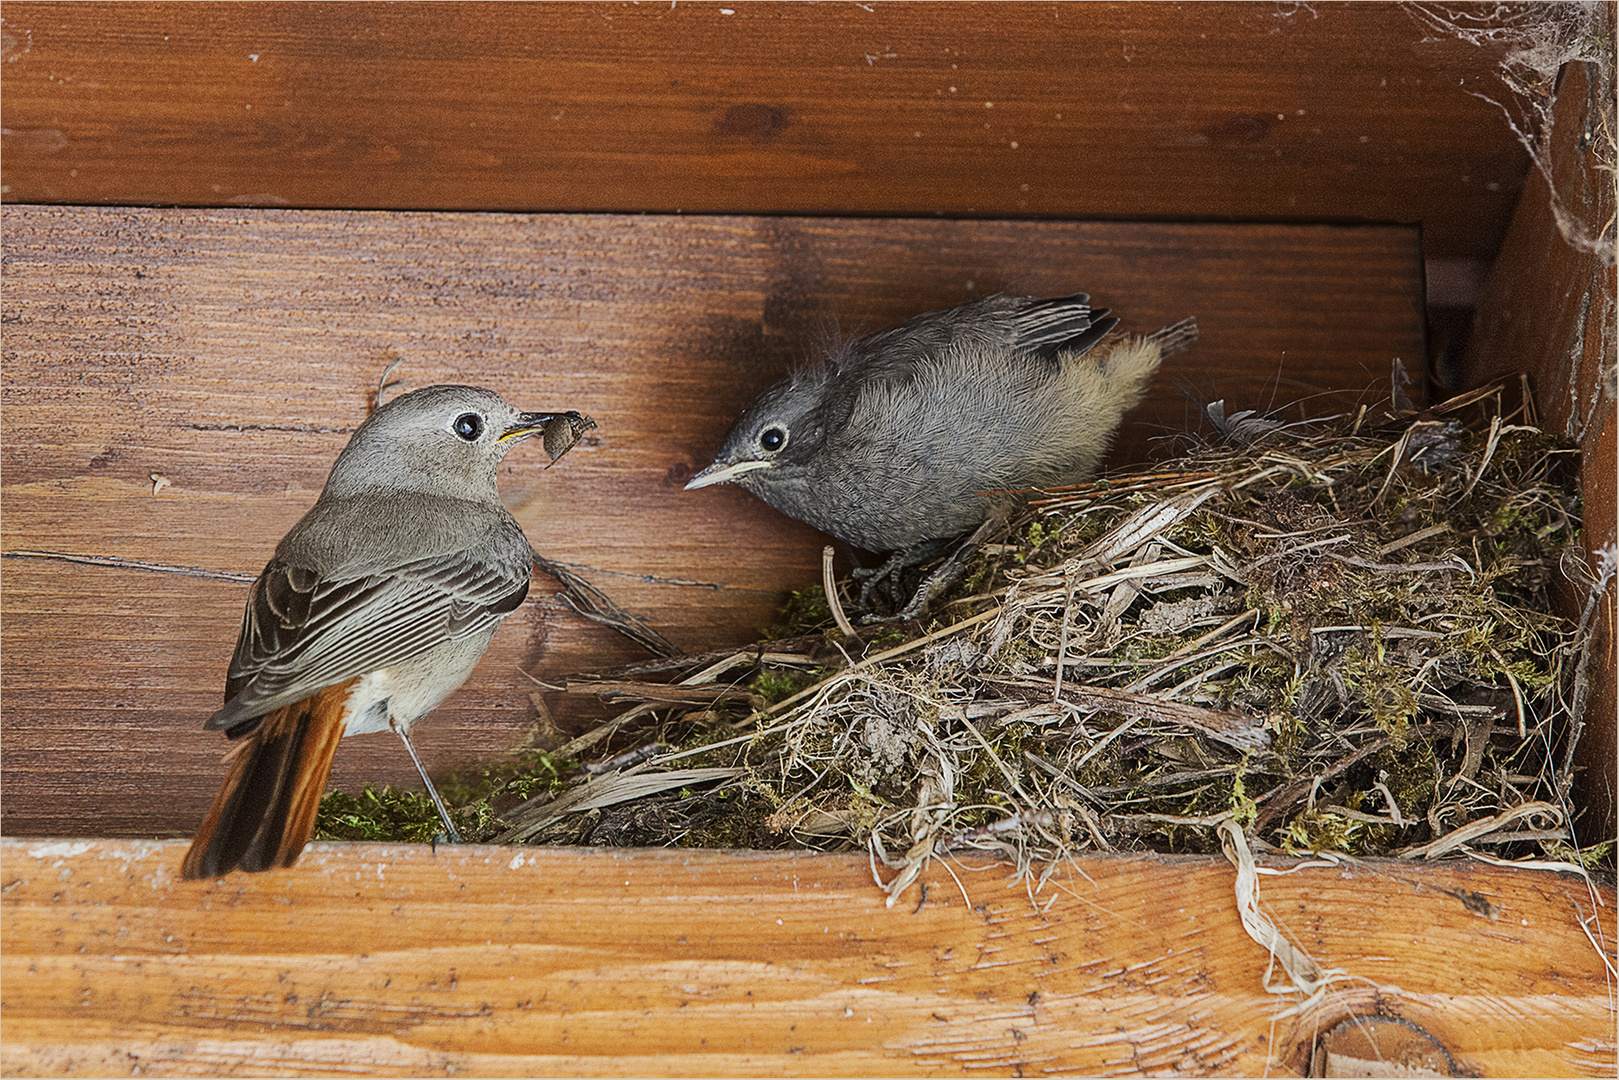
[686,293,1194,602]
[182,385,594,879]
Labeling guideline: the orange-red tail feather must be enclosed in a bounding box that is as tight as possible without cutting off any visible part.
[181,680,356,880]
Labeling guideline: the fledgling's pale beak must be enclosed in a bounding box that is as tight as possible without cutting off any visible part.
[684,458,773,490]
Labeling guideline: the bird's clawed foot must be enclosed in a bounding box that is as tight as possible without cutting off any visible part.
[853,514,1005,624]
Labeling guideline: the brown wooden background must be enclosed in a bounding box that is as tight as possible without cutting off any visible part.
[1,1,1527,263]
[1,207,1425,837]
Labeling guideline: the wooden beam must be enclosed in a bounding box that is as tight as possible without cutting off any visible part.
[0,1,1529,259]
[2,839,1612,1077]
[1462,57,1617,837]
[0,206,1426,838]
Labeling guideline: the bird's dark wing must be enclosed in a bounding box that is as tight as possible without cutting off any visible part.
[842,293,1118,375]
[843,295,1011,373]
[1010,294,1118,360]
[209,540,531,737]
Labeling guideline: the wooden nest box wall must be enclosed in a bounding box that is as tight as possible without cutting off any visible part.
[2,4,1614,1076]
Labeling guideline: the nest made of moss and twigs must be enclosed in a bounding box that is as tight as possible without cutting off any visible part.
[319,385,1610,894]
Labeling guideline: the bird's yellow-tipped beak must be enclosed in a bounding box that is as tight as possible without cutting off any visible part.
[503,411,597,465]
[684,459,772,490]
[500,412,559,442]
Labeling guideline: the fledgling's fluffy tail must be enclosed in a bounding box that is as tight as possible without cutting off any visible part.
[181,680,353,880]
[1070,316,1197,421]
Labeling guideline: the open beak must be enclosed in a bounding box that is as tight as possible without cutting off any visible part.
[684,458,773,490]
[501,411,557,441]
[503,410,598,465]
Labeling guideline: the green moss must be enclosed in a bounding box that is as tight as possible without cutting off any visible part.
[1279,808,1363,855]
[315,746,576,846]
[315,784,446,844]
[1015,520,1059,564]
[750,667,813,705]
[1337,639,1421,740]
[769,585,832,638]
[954,551,1000,599]
[1050,506,1127,554]
[989,637,1047,672]
[1228,770,1258,828]
[1378,737,1439,820]
[1489,500,1526,534]
[868,626,909,650]
[439,749,570,809]
[678,787,775,849]
[1546,840,1615,871]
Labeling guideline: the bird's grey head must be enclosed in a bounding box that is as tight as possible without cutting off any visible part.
[323,384,563,501]
[685,372,829,495]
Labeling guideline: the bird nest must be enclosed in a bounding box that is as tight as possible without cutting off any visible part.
[317,387,1610,897]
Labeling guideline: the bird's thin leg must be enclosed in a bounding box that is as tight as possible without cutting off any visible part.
[393,722,464,843]
[864,513,1007,624]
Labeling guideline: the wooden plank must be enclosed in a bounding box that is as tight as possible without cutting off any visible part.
[1,839,1612,1077]
[0,1,1530,260]
[0,206,1427,839]
[1461,57,1617,838]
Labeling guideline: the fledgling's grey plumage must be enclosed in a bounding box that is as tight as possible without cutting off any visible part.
[686,293,1193,554]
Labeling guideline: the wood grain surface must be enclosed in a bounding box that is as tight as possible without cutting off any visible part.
[0,1,1530,260]
[2,839,1613,1077]
[1,10,1608,1079]
[1462,58,1618,834]
[0,205,1426,839]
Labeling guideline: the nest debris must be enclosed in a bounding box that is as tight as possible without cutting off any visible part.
[318,387,1608,900]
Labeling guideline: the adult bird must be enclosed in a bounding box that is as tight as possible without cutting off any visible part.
[183,385,594,879]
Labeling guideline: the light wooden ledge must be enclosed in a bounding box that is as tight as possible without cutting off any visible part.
[2,838,1612,1077]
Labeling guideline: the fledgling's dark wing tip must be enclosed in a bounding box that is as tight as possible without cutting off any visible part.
[1015,294,1118,360]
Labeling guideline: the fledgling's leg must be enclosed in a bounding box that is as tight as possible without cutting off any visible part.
[853,538,951,613]
[859,514,1006,624]
[894,513,1006,623]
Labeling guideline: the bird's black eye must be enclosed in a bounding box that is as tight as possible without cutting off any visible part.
[453,413,484,441]
[759,426,787,453]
